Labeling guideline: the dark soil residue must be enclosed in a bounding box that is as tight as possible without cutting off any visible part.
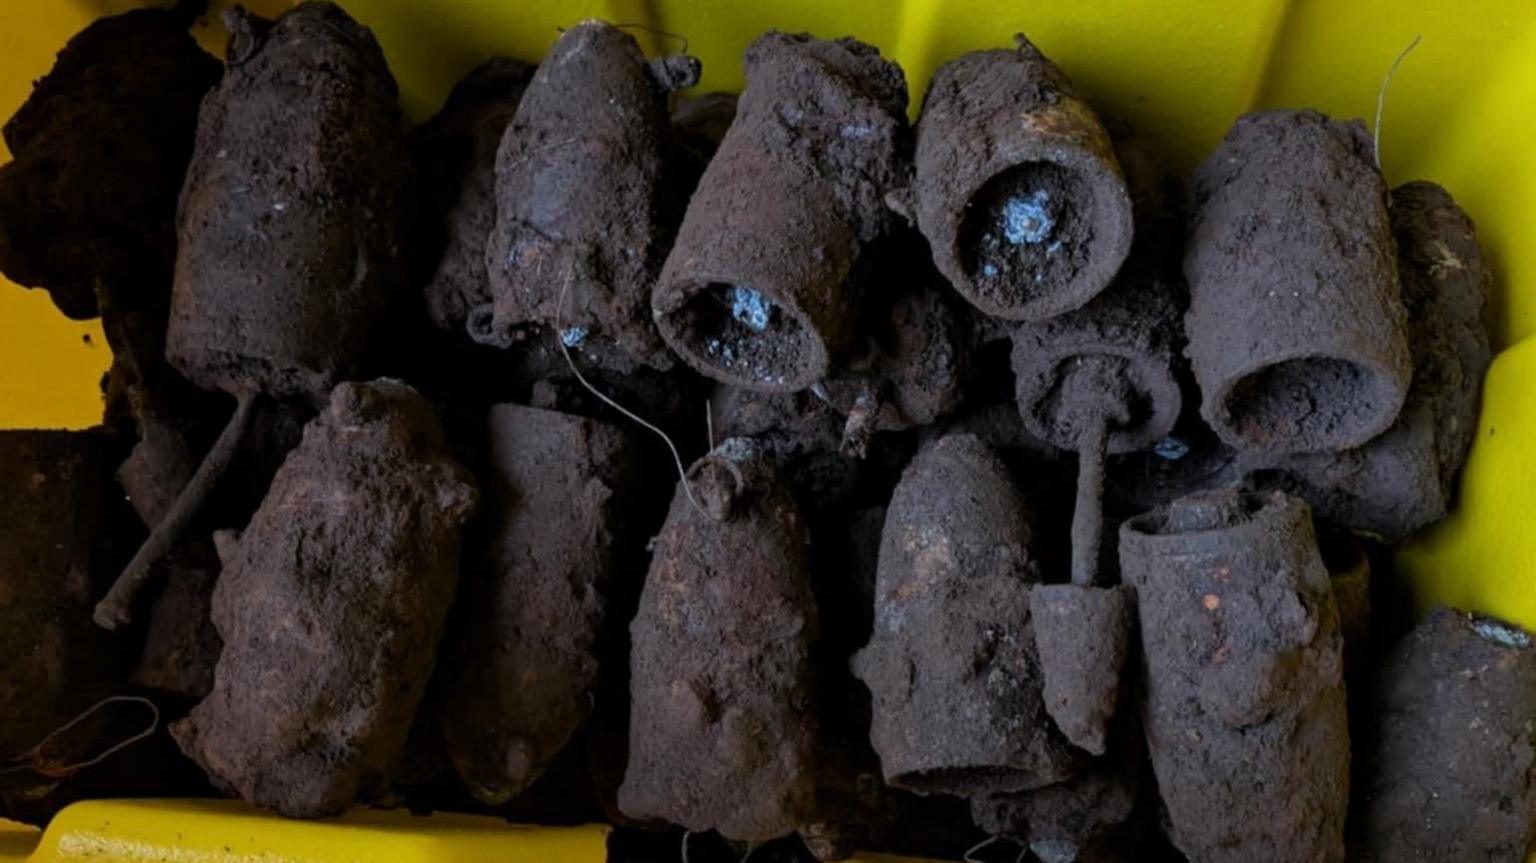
[852,434,1077,796]
[654,32,910,391]
[1120,490,1348,862]
[0,5,219,319]
[437,404,639,805]
[619,441,819,842]
[911,36,1131,321]
[167,3,414,400]
[172,381,478,817]
[1356,608,1536,862]
[1183,110,1410,454]
[0,432,137,768]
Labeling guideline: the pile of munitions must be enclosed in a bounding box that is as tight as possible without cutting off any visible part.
[1,5,1531,862]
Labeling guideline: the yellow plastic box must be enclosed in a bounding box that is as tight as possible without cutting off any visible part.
[2,0,1534,860]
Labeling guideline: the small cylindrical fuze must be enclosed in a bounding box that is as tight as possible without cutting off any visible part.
[1245,180,1491,540]
[0,5,219,319]
[437,404,639,805]
[475,22,698,371]
[1120,490,1349,863]
[414,57,535,336]
[1005,135,1178,755]
[95,2,416,630]
[1009,281,1171,755]
[1184,110,1411,454]
[852,434,1076,795]
[171,381,478,818]
[1356,608,1536,862]
[653,32,910,391]
[1010,279,1173,757]
[908,35,1133,322]
[619,440,819,841]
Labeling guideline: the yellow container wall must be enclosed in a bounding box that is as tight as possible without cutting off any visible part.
[2,0,1535,859]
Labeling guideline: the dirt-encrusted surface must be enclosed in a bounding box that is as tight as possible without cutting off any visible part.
[1010,282,1183,455]
[0,5,219,319]
[437,404,639,805]
[168,3,413,399]
[620,441,819,841]
[654,31,910,391]
[853,434,1077,795]
[1120,490,1348,862]
[1356,608,1536,862]
[172,381,477,817]
[0,432,137,765]
[413,57,536,336]
[477,22,694,371]
[910,36,1131,321]
[801,503,931,862]
[1184,110,1409,454]
[1245,180,1492,540]
[1030,585,1132,755]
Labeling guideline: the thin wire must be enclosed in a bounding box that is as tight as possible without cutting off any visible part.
[706,400,716,451]
[554,274,709,519]
[0,696,160,779]
[609,22,691,56]
[680,830,693,863]
[738,842,758,863]
[1374,34,1423,171]
[963,835,1001,863]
